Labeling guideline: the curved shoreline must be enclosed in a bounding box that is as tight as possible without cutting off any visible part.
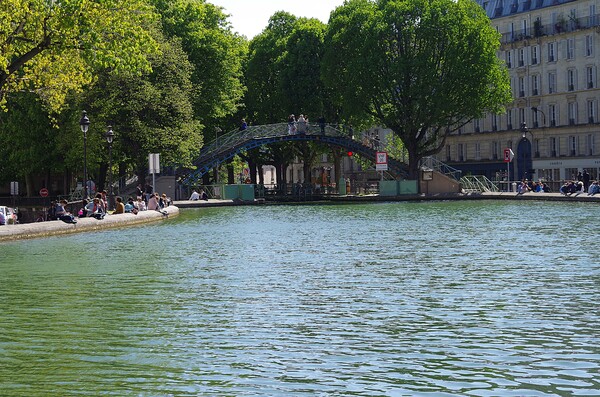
[0,206,179,242]
[2,191,598,242]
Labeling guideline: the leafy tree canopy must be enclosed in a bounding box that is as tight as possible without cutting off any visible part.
[323,0,511,178]
[0,0,159,112]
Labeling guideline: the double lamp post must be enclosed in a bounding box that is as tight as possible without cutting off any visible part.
[79,111,116,209]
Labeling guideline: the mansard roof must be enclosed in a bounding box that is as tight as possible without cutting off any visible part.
[476,0,578,19]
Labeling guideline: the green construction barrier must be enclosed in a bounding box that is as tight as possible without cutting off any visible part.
[379,180,418,196]
[399,180,418,194]
[222,184,256,200]
[239,184,255,201]
[223,185,240,200]
[338,178,346,195]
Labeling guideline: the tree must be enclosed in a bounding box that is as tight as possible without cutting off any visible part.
[323,0,511,178]
[81,32,202,184]
[0,0,159,112]
[152,0,246,132]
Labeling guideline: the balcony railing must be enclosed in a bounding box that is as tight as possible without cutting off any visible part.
[500,14,600,44]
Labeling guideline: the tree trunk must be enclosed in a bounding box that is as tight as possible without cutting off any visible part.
[227,163,235,184]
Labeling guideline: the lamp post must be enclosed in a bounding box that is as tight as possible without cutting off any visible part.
[79,111,91,199]
[106,126,115,211]
[531,106,546,128]
[519,122,534,181]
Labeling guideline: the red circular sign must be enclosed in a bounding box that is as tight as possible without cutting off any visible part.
[39,188,49,197]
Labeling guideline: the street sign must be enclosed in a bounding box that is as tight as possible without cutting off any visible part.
[39,188,49,197]
[376,151,388,171]
[503,148,514,163]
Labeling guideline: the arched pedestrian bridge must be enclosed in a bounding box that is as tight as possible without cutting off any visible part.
[181,123,409,185]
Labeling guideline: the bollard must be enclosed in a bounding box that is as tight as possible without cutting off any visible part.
[512,182,517,192]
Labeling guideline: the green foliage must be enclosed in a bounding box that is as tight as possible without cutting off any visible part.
[0,0,159,112]
[323,0,511,177]
[152,0,247,127]
[82,31,202,175]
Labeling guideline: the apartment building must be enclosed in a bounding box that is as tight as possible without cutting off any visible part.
[437,0,600,188]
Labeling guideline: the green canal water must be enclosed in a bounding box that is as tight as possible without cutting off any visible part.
[0,201,599,396]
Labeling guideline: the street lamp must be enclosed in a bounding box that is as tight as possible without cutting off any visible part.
[79,111,91,199]
[520,122,534,180]
[531,106,546,128]
[106,126,115,211]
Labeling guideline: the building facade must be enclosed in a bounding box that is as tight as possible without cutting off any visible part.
[436,0,600,190]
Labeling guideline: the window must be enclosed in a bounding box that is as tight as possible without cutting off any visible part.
[548,42,555,62]
[567,69,576,91]
[475,143,481,160]
[446,145,451,161]
[586,35,593,57]
[519,107,526,125]
[568,102,577,125]
[550,136,559,157]
[531,74,539,95]
[458,143,465,161]
[519,77,525,97]
[522,19,528,36]
[491,141,499,160]
[518,48,525,66]
[569,135,578,156]
[587,66,596,89]
[507,109,513,130]
[534,139,540,157]
[588,100,597,123]
[505,51,512,68]
[548,72,556,93]
[586,134,595,156]
[532,108,540,127]
[531,46,538,64]
[492,114,498,131]
[566,38,575,60]
[474,119,480,133]
[549,104,558,126]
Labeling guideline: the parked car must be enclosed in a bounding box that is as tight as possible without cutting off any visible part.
[0,206,17,225]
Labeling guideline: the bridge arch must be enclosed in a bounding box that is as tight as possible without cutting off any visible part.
[181,123,408,185]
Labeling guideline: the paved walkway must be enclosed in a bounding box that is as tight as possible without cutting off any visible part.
[0,206,179,242]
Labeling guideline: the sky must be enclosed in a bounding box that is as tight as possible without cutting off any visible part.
[209,0,346,38]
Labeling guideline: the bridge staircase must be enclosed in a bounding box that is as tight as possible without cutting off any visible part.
[459,175,500,193]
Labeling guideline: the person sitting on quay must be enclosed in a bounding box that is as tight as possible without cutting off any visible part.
[113,196,125,214]
[517,180,530,195]
[136,196,147,211]
[200,189,208,201]
[159,193,171,208]
[55,199,77,223]
[85,197,105,219]
[125,197,139,214]
[147,193,160,211]
[560,180,579,196]
[189,189,200,200]
[588,181,599,196]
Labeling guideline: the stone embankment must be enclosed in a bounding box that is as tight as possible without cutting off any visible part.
[0,206,179,242]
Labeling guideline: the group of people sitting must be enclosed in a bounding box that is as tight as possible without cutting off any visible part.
[49,190,171,224]
[189,189,208,201]
[559,180,600,196]
[516,179,551,194]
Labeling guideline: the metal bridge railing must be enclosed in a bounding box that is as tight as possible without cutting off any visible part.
[459,175,500,193]
[419,157,462,180]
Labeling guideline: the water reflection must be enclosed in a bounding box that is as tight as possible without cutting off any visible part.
[1,201,599,396]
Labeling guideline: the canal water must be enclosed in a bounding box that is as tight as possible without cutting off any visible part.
[0,201,598,396]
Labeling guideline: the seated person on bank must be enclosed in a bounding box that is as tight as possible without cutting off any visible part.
[189,190,200,200]
[85,198,105,219]
[124,197,139,214]
[113,196,125,214]
[55,199,77,223]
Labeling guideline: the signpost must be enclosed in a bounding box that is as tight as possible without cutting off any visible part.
[149,153,160,194]
[39,188,49,198]
[376,152,388,180]
[504,148,514,192]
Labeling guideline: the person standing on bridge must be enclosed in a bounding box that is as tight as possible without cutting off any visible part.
[318,115,326,134]
[240,119,247,131]
[288,114,296,134]
[297,114,306,134]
